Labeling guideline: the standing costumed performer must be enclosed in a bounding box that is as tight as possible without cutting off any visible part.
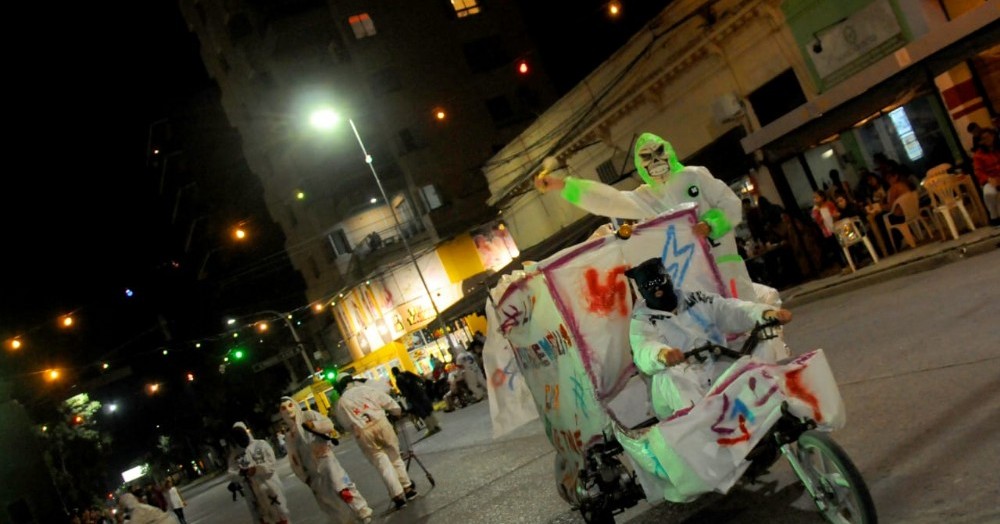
[534,133,756,301]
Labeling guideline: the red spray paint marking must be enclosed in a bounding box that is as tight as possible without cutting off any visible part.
[785,367,823,423]
[582,265,629,316]
[717,415,750,446]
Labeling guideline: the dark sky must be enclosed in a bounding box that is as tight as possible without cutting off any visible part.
[2,0,665,472]
[3,0,666,359]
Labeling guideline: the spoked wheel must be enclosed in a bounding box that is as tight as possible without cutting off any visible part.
[794,431,877,524]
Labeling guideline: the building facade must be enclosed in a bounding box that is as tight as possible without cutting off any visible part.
[484,0,997,264]
[178,0,556,365]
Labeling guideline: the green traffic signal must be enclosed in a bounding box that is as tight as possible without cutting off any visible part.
[233,350,245,360]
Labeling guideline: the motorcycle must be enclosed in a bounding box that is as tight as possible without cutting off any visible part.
[488,205,876,523]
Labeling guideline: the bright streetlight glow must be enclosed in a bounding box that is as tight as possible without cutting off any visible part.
[435,109,446,120]
[102,362,110,370]
[108,403,118,413]
[608,1,621,16]
[8,338,21,351]
[147,383,160,394]
[296,190,305,200]
[45,369,60,381]
[234,227,247,240]
[370,197,377,204]
[257,322,269,332]
[61,315,74,327]
[227,318,236,325]
[309,108,341,130]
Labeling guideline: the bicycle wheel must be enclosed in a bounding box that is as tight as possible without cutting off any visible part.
[794,431,877,524]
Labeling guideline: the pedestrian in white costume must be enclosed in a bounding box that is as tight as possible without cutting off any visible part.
[624,258,793,419]
[454,349,486,400]
[333,376,418,510]
[278,396,374,524]
[118,493,179,524]
[227,422,292,524]
[535,133,756,301]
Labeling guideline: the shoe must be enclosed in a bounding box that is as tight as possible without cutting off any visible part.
[404,485,418,500]
[392,496,407,509]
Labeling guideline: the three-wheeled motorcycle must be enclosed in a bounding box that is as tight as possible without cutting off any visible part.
[487,205,876,523]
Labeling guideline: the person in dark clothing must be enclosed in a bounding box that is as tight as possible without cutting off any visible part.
[391,367,441,436]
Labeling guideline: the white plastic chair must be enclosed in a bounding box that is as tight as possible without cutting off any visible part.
[833,217,879,272]
[882,191,935,252]
[923,175,977,240]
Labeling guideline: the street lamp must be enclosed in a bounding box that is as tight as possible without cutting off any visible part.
[309,108,450,348]
[228,311,317,382]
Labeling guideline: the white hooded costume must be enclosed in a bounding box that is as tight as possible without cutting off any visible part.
[119,493,179,524]
[278,397,373,523]
[227,422,291,524]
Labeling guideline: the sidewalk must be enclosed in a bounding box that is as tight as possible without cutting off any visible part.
[779,226,1000,308]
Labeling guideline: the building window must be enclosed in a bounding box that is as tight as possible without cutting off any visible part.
[451,0,481,18]
[328,229,352,256]
[420,184,444,210]
[747,69,806,128]
[349,13,377,39]
[463,35,509,73]
[887,107,924,161]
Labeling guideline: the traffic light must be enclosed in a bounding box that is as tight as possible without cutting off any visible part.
[323,366,338,382]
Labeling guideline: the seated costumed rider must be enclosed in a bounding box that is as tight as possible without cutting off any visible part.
[625,258,792,420]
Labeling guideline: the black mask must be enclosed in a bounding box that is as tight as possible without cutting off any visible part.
[230,426,250,448]
[625,258,678,312]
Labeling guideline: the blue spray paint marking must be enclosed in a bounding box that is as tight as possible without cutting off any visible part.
[660,225,695,288]
[731,398,755,424]
[503,358,519,391]
[642,440,670,479]
[570,373,589,419]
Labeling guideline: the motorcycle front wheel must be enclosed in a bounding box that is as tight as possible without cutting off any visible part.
[794,431,877,524]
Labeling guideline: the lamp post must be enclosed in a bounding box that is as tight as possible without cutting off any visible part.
[229,311,317,382]
[309,109,452,351]
[259,310,316,376]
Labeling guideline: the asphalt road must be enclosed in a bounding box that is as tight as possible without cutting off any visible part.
[183,248,1000,524]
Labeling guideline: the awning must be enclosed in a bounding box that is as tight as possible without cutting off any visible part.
[436,214,609,324]
[741,7,999,163]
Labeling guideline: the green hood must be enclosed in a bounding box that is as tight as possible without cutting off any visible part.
[633,133,685,187]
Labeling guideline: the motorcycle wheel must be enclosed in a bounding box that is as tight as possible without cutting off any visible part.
[794,431,877,524]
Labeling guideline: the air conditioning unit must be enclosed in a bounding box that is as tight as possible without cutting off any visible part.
[712,93,744,124]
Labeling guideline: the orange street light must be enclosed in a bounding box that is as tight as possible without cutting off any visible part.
[608,1,621,17]
[45,369,61,382]
[234,227,247,240]
[60,315,74,328]
[7,338,22,351]
[256,322,269,332]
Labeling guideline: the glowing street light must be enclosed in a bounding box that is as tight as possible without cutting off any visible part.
[45,369,61,382]
[7,338,21,351]
[60,315,74,328]
[308,107,448,340]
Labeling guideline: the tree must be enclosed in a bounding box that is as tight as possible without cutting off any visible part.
[39,393,113,509]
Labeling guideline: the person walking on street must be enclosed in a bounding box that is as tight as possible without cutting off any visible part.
[278,396,374,523]
[391,367,441,437]
[227,422,292,524]
[334,375,418,510]
[163,478,187,524]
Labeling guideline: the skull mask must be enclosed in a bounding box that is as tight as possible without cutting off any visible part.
[279,397,299,426]
[634,133,685,187]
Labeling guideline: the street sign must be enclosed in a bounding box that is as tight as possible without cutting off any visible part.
[252,347,299,373]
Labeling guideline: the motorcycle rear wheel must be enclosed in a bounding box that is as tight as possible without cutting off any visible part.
[794,431,877,524]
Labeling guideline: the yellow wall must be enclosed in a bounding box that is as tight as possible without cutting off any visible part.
[436,233,486,284]
[464,313,487,336]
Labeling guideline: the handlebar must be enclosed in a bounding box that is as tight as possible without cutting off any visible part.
[682,319,783,364]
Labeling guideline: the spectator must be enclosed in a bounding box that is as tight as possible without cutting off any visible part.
[392,367,441,437]
[810,191,841,266]
[163,478,187,524]
[972,127,1000,225]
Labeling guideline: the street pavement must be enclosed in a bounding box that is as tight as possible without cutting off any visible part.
[182,227,1000,523]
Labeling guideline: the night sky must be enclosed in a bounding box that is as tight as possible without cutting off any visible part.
[2,0,666,473]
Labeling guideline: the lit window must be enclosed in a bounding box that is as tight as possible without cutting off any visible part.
[349,13,376,39]
[888,107,923,161]
[451,0,480,18]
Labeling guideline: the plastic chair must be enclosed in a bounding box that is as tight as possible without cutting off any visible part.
[882,191,935,252]
[833,217,879,272]
[922,175,977,240]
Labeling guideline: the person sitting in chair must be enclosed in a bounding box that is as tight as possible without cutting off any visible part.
[625,257,793,420]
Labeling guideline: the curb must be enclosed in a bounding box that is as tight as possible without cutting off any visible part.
[783,231,999,308]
